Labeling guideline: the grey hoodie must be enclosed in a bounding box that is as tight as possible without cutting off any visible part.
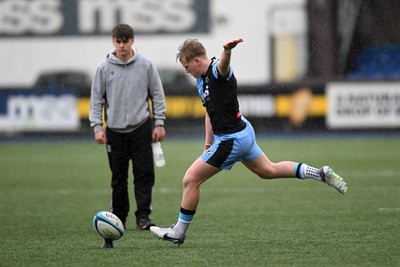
[90,47,166,133]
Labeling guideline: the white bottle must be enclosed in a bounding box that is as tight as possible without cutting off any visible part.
[152,142,166,167]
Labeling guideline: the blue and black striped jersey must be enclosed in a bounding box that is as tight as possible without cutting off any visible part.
[196,58,246,135]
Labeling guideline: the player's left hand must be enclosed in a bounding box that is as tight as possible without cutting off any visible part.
[223,38,243,50]
[152,125,166,142]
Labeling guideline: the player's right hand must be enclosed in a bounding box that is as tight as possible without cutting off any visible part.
[223,38,243,50]
[95,130,107,144]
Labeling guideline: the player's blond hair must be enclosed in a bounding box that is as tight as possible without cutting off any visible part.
[176,39,207,64]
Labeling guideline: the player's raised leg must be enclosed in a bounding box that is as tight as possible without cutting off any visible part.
[242,153,348,193]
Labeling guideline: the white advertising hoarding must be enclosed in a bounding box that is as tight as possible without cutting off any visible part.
[0,92,80,133]
[327,82,400,129]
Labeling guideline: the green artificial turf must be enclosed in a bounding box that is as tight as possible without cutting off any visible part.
[0,136,399,266]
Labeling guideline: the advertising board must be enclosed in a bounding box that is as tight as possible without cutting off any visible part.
[327,82,400,129]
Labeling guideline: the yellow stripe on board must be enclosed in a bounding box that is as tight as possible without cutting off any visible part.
[77,96,205,119]
[78,95,327,119]
[275,95,326,116]
[165,96,205,118]
[78,97,90,119]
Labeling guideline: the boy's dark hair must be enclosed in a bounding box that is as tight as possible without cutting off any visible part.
[112,24,134,40]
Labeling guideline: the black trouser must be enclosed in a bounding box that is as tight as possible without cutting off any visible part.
[105,119,155,226]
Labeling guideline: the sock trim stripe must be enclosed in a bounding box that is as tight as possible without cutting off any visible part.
[296,163,303,179]
[180,207,196,215]
[179,213,194,222]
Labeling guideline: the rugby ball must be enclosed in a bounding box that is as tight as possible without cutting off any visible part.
[93,211,124,240]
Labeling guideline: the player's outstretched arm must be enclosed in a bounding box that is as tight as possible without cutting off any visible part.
[217,38,243,76]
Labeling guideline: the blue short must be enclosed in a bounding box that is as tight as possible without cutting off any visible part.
[201,117,262,170]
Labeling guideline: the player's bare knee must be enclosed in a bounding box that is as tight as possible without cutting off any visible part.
[182,172,196,189]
